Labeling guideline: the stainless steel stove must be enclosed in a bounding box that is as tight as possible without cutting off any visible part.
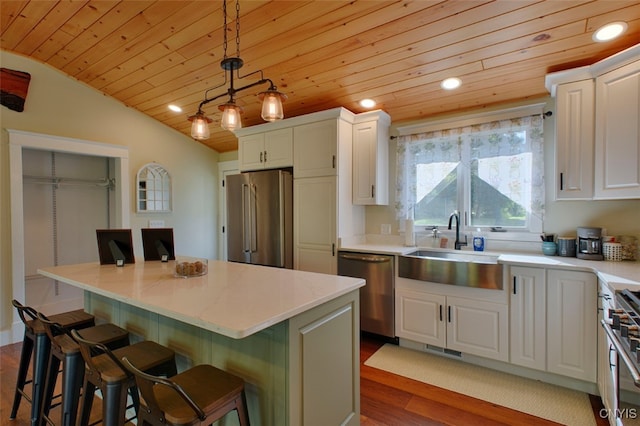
[606,289,640,389]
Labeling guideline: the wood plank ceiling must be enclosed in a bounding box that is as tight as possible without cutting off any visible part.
[2,1,640,153]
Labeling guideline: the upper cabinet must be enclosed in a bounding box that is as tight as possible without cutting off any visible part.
[352,110,391,205]
[293,119,339,178]
[594,60,640,199]
[546,44,640,200]
[554,80,594,200]
[237,128,293,171]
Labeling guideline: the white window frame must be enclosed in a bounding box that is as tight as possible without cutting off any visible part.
[396,103,546,238]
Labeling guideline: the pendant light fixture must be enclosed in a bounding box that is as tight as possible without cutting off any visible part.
[188,0,287,140]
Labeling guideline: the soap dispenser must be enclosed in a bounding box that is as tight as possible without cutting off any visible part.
[473,228,485,252]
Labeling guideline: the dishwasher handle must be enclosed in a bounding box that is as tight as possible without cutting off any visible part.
[338,253,392,263]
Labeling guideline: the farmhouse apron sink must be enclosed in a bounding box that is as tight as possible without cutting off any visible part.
[399,250,503,290]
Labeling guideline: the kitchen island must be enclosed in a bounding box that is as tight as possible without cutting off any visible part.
[38,260,365,426]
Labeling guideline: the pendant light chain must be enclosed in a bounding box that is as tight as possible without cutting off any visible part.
[222,0,228,59]
[235,0,241,58]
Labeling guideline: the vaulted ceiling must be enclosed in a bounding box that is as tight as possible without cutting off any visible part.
[2,1,639,153]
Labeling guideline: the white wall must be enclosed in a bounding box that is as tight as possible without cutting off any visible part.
[0,50,221,340]
[365,97,640,243]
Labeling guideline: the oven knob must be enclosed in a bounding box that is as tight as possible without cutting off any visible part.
[621,324,639,338]
[609,308,625,319]
[612,313,630,330]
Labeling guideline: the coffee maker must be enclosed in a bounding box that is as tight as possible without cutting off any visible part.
[577,227,603,260]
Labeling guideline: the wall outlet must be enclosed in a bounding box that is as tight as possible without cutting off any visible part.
[381,224,391,235]
[149,220,165,228]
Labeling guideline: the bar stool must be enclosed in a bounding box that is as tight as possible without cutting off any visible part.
[37,312,131,426]
[71,329,177,426]
[9,300,96,426]
[122,356,250,426]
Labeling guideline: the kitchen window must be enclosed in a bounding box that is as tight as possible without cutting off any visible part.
[396,105,545,234]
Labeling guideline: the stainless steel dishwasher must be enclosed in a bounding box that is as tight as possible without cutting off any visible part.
[338,251,395,339]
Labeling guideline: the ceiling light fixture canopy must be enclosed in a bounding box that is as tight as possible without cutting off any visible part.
[188,0,287,140]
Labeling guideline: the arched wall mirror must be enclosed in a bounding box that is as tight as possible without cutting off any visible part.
[137,163,171,212]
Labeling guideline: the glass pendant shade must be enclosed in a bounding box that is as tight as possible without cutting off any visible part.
[220,102,243,131]
[260,90,286,122]
[189,113,211,140]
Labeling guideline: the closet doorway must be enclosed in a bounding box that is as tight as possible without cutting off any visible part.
[22,149,112,311]
[8,130,129,342]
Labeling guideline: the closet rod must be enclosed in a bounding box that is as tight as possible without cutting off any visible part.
[23,175,115,189]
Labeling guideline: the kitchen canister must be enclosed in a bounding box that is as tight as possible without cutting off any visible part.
[617,235,638,261]
[603,242,623,261]
[557,237,576,257]
[542,241,557,256]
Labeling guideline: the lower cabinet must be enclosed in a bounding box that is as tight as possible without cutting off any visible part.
[509,266,597,383]
[293,176,337,274]
[396,288,509,362]
[510,266,546,371]
[546,269,597,382]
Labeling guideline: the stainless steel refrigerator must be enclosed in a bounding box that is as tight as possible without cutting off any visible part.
[226,169,293,268]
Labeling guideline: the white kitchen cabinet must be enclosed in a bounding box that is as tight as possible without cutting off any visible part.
[446,296,508,361]
[547,269,597,382]
[396,288,446,346]
[352,110,390,205]
[396,288,508,362]
[554,80,594,200]
[293,108,364,274]
[237,128,293,171]
[294,176,337,274]
[293,120,339,178]
[508,266,597,383]
[509,266,546,371]
[594,59,640,199]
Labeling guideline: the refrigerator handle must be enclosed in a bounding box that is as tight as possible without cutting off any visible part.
[250,184,258,253]
[242,183,251,253]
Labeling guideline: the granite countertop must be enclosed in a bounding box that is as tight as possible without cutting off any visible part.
[339,240,640,291]
[38,260,365,339]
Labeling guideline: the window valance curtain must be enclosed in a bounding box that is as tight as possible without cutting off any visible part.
[395,114,545,224]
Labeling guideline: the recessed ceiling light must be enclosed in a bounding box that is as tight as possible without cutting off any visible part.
[359,99,376,108]
[593,22,628,42]
[441,77,461,90]
[168,104,182,112]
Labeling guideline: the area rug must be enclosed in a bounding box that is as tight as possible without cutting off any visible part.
[365,343,596,426]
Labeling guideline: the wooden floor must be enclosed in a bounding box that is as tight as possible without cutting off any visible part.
[1,335,609,426]
[359,335,609,426]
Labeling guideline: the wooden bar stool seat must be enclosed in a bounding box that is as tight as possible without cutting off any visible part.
[9,300,96,426]
[37,313,130,426]
[122,357,250,426]
[71,329,177,426]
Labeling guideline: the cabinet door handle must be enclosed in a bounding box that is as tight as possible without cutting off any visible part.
[439,305,443,322]
[332,243,335,256]
[560,172,564,191]
[263,150,267,163]
[260,151,264,163]
[447,306,452,323]
[332,155,336,169]
[371,185,375,198]
[513,276,517,295]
